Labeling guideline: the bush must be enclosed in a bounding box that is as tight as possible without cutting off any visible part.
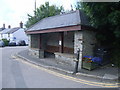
[111,49,120,67]
[2,39,9,46]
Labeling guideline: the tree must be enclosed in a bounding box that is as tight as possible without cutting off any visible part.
[76,2,120,66]
[25,2,64,28]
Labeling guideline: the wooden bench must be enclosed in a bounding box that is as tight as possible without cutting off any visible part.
[45,45,74,54]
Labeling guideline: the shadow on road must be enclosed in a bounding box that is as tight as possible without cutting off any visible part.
[11,61,27,88]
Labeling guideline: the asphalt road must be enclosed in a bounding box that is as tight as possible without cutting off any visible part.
[0,46,118,88]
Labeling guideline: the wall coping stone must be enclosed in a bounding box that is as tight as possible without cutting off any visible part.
[54,52,76,59]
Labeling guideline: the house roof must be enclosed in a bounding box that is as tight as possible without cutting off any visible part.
[0,27,20,34]
[0,28,3,32]
[6,27,21,34]
[26,10,89,32]
[0,28,11,34]
[0,28,5,31]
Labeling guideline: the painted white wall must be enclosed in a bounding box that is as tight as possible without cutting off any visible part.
[0,33,12,40]
[0,34,3,40]
[3,34,12,40]
[12,28,28,44]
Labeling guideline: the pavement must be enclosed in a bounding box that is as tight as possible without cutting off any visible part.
[15,49,120,83]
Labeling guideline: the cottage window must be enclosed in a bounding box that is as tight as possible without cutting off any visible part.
[8,33,10,37]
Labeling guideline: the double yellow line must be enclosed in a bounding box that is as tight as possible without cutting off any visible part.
[14,55,120,88]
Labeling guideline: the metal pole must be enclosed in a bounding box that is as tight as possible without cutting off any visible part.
[35,0,37,17]
[74,48,80,73]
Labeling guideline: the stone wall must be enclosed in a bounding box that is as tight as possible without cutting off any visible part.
[74,30,96,70]
[29,48,40,58]
[74,31,83,69]
[54,52,76,67]
[74,31,83,54]
[29,48,44,58]
[82,30,97,56]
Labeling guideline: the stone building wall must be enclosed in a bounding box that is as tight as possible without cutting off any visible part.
[74,31,83,69]
[74,31,83,54]
[29,48,40,58]
[82,30,97,57]
[74,30,96,70]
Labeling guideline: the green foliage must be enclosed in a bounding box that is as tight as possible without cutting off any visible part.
[25,2,64,28]
[76,2,120,67]
[2,38,9,46]
[111,39,120,67]
[81,2,120,42]
[75,2,82,10]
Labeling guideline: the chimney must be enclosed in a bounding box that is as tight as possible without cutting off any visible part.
[3,24,5,29]
[20,21,23,28]
[8,25,11,29]
[71,5,73,11]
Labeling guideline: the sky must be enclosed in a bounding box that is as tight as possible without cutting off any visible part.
[0,0,79,28]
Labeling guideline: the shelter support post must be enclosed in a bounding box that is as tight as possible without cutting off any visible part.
[38,34,42,49]
[38,34,43,58]
[59,32,64,53]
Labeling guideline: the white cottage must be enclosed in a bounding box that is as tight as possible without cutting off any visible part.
[0,22,28,44]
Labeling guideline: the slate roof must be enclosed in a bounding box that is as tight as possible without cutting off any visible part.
[0,28,3,32]
[26,10,89,32]
[7,27,20,34]
[0,28,5,31]
[0,27,20,34]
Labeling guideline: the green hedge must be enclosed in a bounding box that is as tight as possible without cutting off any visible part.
[2,39,9,46]
[112,49,120,67]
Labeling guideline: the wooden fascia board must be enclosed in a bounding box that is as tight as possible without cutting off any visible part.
[26,25,81,34]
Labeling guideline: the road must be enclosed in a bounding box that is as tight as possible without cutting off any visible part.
[0,46,119,88]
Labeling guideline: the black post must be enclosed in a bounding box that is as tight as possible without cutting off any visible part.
[74,48,80,73]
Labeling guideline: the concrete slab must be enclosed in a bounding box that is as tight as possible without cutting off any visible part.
[103,74,118,80]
